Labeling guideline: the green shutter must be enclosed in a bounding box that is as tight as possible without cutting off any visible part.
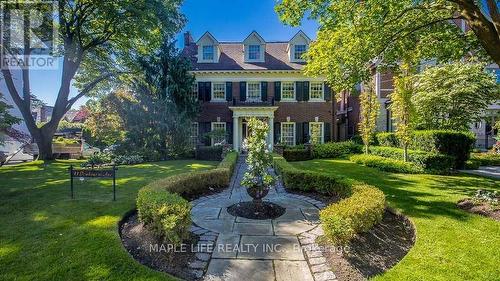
[240,82,246,101]
[274,82,281,101]
[324,123,331,142]
[274,122,281,144]
[226,82,233,101]
[261,82,268,102]
[303,81,310,101]
[205,82,211,101]
[197,82,204,101]
[295,82,303,101]
[303,122,310,143]
[324,83,332,101]
[295,122,302,145]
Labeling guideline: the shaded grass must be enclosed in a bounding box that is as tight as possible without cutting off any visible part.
[292,159,500,281]
[0,159,217,281]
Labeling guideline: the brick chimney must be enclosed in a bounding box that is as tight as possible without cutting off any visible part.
[184,31,194,47]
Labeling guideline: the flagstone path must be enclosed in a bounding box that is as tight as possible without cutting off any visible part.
[188,156,337,281]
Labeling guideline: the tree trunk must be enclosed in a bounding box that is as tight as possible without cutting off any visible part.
[365,143,369,154]
[403,144,409,162]
[36,132,54,160]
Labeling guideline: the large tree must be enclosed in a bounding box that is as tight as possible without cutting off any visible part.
[0,0,184,160]
[413,61,499,131]
[276,0,499,92]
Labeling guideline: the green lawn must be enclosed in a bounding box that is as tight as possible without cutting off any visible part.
[292,159,500,281]
[0,160,217,281]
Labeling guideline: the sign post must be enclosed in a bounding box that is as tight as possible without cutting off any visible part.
[69,165,118,201]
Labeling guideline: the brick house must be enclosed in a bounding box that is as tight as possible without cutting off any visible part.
[181,31,336,152]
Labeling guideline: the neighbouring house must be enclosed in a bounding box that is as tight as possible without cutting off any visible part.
[31,105,54,123]
[181,31,337,151]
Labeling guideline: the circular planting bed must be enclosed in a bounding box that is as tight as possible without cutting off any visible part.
[227,201,286,220]
[457,199,500,221]
[119,211,199,281]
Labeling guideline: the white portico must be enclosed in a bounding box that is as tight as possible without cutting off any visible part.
[229,106,278,152]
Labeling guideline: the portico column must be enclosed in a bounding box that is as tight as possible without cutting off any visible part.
[233,116,239,152]
[268,116,274,152]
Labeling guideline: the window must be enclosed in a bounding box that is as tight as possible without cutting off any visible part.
[248,45,260,60]
[211,122,226,145]
[212,82,226,101]
[281,122,296,146]
[294,45,306,60]
[191,83,198,100]
[309,122,324,144]
[190,122,198,147]
[202,45,214,60]
[310,82,324,100]
[281,82,295,100]
[247,82,261,102]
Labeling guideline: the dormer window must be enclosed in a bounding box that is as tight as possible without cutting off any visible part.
[294,45,306,60]
[249,45,261,60]
[202,45,214,61]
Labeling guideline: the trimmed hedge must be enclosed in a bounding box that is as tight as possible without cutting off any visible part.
[320,184,385,245]
[350,154,423,174]
[376,130,475,169]
[274,155,352,198]
[195,146,223,161]
[283,148,312,162]
[136,152,238,244]
[369,146,454,174]
[312,141,362,159]
[470,153,500,166]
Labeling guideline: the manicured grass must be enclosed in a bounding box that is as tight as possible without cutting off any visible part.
[0,160,217,281]
[292,159,500,281]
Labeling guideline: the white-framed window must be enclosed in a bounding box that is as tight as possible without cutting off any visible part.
[294,45,307,60]
[281,122,296,146]
[310,82,324,100]
[190,122,199,147]
[212,82,226,101]
[211,122,226,145]
[191,83,198,100]
[248,45,260,60]
[247,82,261,102]
[309,122,324,144]
[202,45,214,60]
[281,82,295,101]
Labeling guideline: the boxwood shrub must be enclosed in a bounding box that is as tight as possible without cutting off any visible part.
[195,146,223,161]
[274,155,352,197]
[369,146,454,174]
[312,141,362,159]
[350,154,423,174]
[470,153,500,166]
[282,148,312,162]
[375,130,475,169]
[320,184,385,245]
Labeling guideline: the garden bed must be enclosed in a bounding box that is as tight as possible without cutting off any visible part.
[457,199,500,221]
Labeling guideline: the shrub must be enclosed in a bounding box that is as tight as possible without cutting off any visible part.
[82,152,112,167]
[137,188,191,245]
[464,159,481,170]
[312,141,362,159]
[375,130,475,169]
[283,148,312,162]
[320,183,385,245]
[113,154,144,165]
[470,153,500,166]
[196,146,223,161]
[350,154,423,174]
[369,146,454,174]
[274,155,352,197]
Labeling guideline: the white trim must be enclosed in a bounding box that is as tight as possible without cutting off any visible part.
[246,81,261,102]
[211,82,226,101]
[308,122,324,144]
[309,82,324,101]
[210,122,226,146]
[192,76,326,82]
[280,122,296,146]
[280,81,296,101]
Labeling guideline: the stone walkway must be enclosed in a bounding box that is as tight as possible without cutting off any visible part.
[188,156,337,281]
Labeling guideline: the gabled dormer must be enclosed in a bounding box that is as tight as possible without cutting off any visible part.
[288,30,311,63]
[243,31,266,63]
[196,32,220,63]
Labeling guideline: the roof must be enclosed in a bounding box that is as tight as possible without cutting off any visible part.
[181,42,306,71]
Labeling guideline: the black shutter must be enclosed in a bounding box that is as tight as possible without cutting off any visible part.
[226,82,233,101]
[324,123,331,143]
[295,82,303,101]
[274,122,281,144]
[324,83,332,101]
[274,82,281,101]
[261,82,268,102]
[205,82,211,102]
[240,82,246,101]
[303,122,310,143]
[295,122,302,145]
[197,82,204,101]
[202,122,211,146]
[226,122,233,144]
[303,81,310,101]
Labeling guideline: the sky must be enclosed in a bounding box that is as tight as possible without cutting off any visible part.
[30,0,319,109]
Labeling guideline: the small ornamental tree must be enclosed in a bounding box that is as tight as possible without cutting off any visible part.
[359,82,379,154]
[310,124,322,145]
[241,118,275,198]
[390,65,416,162]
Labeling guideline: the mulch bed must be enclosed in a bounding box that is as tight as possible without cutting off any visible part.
[119,211,199,281]
[457,199,500,221]
[284,187,342,205]
[227,201,286,220]
[318,209,416,280]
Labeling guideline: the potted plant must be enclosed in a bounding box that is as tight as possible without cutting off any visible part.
[241,118,275,206]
